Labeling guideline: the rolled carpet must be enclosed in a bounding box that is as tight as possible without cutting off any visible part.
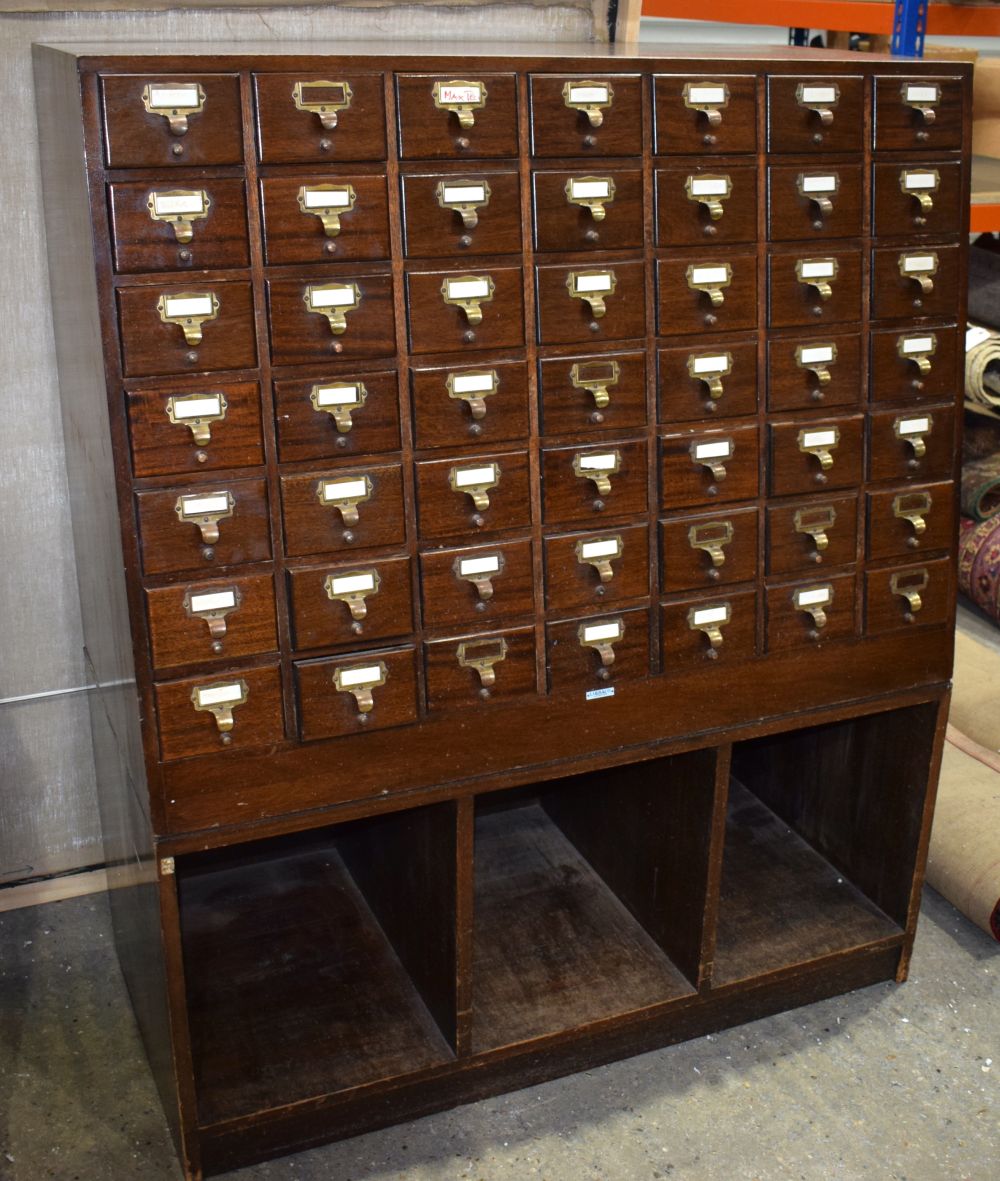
[965,323,1000,407]
[950,629,1000,754]
[958,515,1000,623]
[961,455,1000,521]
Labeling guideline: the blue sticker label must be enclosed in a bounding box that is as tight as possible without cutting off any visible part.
[585,686,616,701]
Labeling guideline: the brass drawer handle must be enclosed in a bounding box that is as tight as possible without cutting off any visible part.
[333,661,387,717]
[683,81,730,127]
[566,176,615,222]
[793,584,832,633]
[304,283,361,336]
[453,551,504,601]
[324,568,381,623]
[457,637,508,689]
[432,79,487,129]
[890,568,928,618]
[573,450,621,497]
[687,351,733,401]
[688,519,733,569]
[897,332,937,375]
[147,188,210,243]
[174,490,234,545]
[310,381,367,434]
[570,358,620,410]
[691,437,732,483]
[899,252,938,296]
[447,369,498,422]
[166,391,228,446]
[576,534,623,584]
[578,617,624,673]
[298,184,356,238]
[901,81,940,125]
[436,179,491,230]
[686,174,731,221]
[796,81,839,127]
[687,262,731,307]
[567,269,616,319]
[157,291,218,347]
[563,79,613,128]
[798,426,840,472]
[449,462,500,512]
[894,413,932,460]
[795,342,837,388]
[796,257,838,302]
[292,79,353,131]
[190,679,247,740]
[900,169,939,218]
[442,274,494,325]
[317,475,372,527]
[796,172,839,218]
[141,81,205,136]
[794,504,837,558]
[183,586,241,645]
[893,490,932,538]
[688,602,731,656]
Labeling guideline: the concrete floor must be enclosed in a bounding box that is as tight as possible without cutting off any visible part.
[0,888,996,1181]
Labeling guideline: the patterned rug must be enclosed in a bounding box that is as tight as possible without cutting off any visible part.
[959,515,1000,623]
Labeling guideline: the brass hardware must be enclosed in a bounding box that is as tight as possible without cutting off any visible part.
[573,450,621,496]
[453,551,505,601]
[304,282,361,336]
[146,189,210,243]
[686,263,731,307]
[157,291,218,347]
[567,269,617,319]
[432,79,487,129]
[795,342,838,387]
[795,257,838,301]
[687,602,731,651]
[687,351,733,400]
[900,169,939,215]
[894,414,932,459]
[441,274,495,325]
[160,857,175,877]
[796,172,839,217]
[690,437,733,483]
[796,81,840,126]
[310,381,367,434]
[565,176,616,221]
[449,462,500,512]
[562,79,613,128]
[166,391,228,446]
[457,637,508,688]
[890,568,928,616]
[324,568,381,622]
[317,474,372,526]
[897,332,937,376]
[174,490,234,545]
[682,81,730,127]
[793,584,832,630]
[575,535,623,584]
[292,79,353,131]
[893,490,932,537]
[798,426,840,471]
[446,369,498,421]
[141,82,205,136]
[688,520,733,569]
[901,81,940,125]
[570,359,620,410]
[297,184,356,238]
[190,679,248,734]
[794,505,836,554]
[333,661,387,715]
[436,179,491,230]
[578,617,624,669]
[183,585,241,641]
[898,252,938,295]
[685,174,732,221]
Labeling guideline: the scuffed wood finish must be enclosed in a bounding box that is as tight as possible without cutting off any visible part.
[259,173,391,265]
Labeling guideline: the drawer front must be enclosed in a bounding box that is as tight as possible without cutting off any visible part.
[871,244,961,322]
[529,74,643,157]
[542,438,649,526]
[287,554,413,650]
[406,266,525,355]
[533,168,643,253]
[424,625,537,710]
[660,423,760,509]
[767,75,864,153]
[411,358,530,450]
[536,260,646,346]
[267,273,395,366]
[396,73,518,160]
[767,163,863,242]
[865,556,951,635]
[254,72,387,164]
[260,173,391,265]
[766,493,859,576]
[656,252,757,336]
[420,537,534,627]
[544,522,650,612]
[126,380,263,478]
[866,480,954,561]
[136,478,271,576]
[274,369,401,463]
[767,331,862,413]
[281,463,406,557]
[768,415,864,497]
[765,572,857,652]
[296,646,418,741]
[872,160,963,239]
[656,164,758,247]
[661,587,758,670]
[108,178,249,274]
[660,504,759,593]
[401,169,522,258]
[869,324,958,405]
[546,606,651,691]
[415,449,532,540]
[146,572,278,672]
[539,350,646,436]
[101,73,243,168]
[868,404,955,484]
[658,338,758,422]
[653,74,758,156]
[767,249,862,329]
[874,75,964,151]
[155,664,283,761]
[118,282,257,379]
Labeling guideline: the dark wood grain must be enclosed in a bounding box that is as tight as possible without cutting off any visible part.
[260,173,391,265]
[873,75,964,151]
[872,160,963,239]
[254,72,388,163]
[767,330,862,413]
[528,73,643,157]
[766,493,858,577]
[869,324,958,405]
[866,480,954,561]
[867,403,956,484]
[405,265,525,355]
[536,259,646,345]
[419,537,535,628]
[410,358,530,450]
[864,556,952,636]
[764,571,857,652]
[533,166,643,253]
[768,414,864,497]
[658,337,758,422]
[870,243,962,322]
[767,162,863,242]
[766,246,862,329]
[280,463,406,557]
[766,74,864,152]
[659,423,760,509]
[545,605,651,690]
[659,504,759,593]
[295,645,419,741]
[287,555,414,650]
[155,663,284,761]
[656,164,758,247]
[267,272,396,365]
[541,437,649,525]
[543,522,649,611]
[652,74,758,156]
[661,586,758,671]
[396,72,519,160]
[414,448,532,541]
[538,349,647,436]
[273,368,401,463]
[656,251,757,336]
[401,168,522,258]
[424,625,537,709]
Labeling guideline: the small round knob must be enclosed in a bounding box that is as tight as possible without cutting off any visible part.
[211,640,223,654]
[186,350,198,363]
[706,648,719,661]
[195,450,208,463]
[479,687,491,699]
[585,229,599,243]
[220,732,232,744]
[593,499,605,512]
[171,143,184,157]
[705,401,717,414]
[596,667,610,681]
[343,530,355,543]
[590,411,605,425]
[917,129,929,142]
[912,379,924,391]
[704,313,718,327]
[319,138,332,151]
[336,436,348,449]
[814,472,828,485]
[808,627,820,641]
[811,306,823,317]
[707,485,719,497]
[202,547,215,561]
[475,600,487,612]
[472,513,485,528]
[463,329,476,343]
[469,422,483,437]
[178,249,192,263]
[459,234,472,248]
[583,134,597,148]
[812,132,823,145]
[332,341,344,354]
[907,458,920,472]
[810,389,825,403]
[707,568,720,581]
[589,321,600,333]
[351,621,363,635]
[456,136,471,150]
[595,585,606,597]
[702,133,717,146]
[812,219,823,231]
[907,536,920,549]
[703,224,717,237]
[913,298,923,310]
[324,241,337,255]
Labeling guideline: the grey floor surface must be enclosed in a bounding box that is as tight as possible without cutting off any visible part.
[0,887,996,1181]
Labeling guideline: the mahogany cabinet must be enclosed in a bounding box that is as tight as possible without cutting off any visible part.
[35,41,970,1181]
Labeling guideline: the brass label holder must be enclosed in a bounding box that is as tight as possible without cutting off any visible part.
[297,184,357,238]
[454,551,505,601]
[894,414,932,459]
[183,586,241,641]
[292,80,353,130]
[567,269,616,319]
[310,381,367,434]
[902,81,941,124]
[147,189,210,243]
[457,637,508,688]
[900,169,940,215]
[796,81,840,126]
[688,519,733,569]
[897,332,937,375]
[174,490,234,545]
[793,584,832,631]
[578,618,624,669]
[682,81,730,127]
[686,263,731,307]
[796,257,838,301]
[795,342,838,387]
[570,358,620,409]
[899,252,939,295]
[304,283,361,336]
[432,79,487,129]
[334,661,387,716]
[141,82,205,136]
[688,602,731,652]
[436,179,491,230]
[562,79,614,128]
[798,426,840,471]
[447,369,498,421]
[691,438,733,483]
[324,568,381,621]
[317,475,373,526]
[796,172,839,217]
[573,450,621,496]
[794,504,836,554]
[449,462,500,512]
[890,568,928,617]
[687,351,733,400]
[566,176,615,221]
[893,490,931,537]
[576,535,623,584]
[157,291,218,347]
[442,274,495,325]
[685,174,732,221]
[166,391,228,446]
[190,679,248,735]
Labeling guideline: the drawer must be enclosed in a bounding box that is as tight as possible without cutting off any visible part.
[870,244,961,322]
[766,493,859,576]
[873,75,965,152]
[656,251,757,336]
[533,168,643,253]
[766,163,863,242]
[536,260,645,346]
[765,572,857,652]
[281,463,406,557]
[254,72,387,164]
[396,73,518,160]
[117,282,257,379]
[260,173,391,265]
[108,178,249,274]
[661,587,758,670]
[401,169,522,258]
[274,369,401,463]
[768,415,864,497]
[542,438,648,526]
[869,324,958,405]
[295,646,418,742]
[865,556,951,635]
[767,331,862,413]
[868,404,955,484]
[653,74,758,156]
[146,572,278,672]
[287,554,413,650]
[126,379,263,478]
[872,161,964,239]
[659,423,760,509]
[267,273,395,366]
[655,164,757,247]
[659,504,759,594]
[411,358,530,450]
[539,350,647,436]
[405,266,524,355]
[766,75,864,153]
[155,664,283,761]
[866,480,954,561]
[767,248,862,329]
[546,606,651,691]
[415,449,532,540]
[136,477,271,576]
[425,625,537,710]
[544,522,650,612]
[657,338,758,422]
[420,537,534,628]
[529,73,643,157]
[101,73,243,168]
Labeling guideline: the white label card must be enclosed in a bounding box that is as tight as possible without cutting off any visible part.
[797,587,831,607]
[902,336,934,354]
[687,85,726,104]
[181,494,230,516]
[455,465,497,487]
[569,85,609,104]
[691,266,729,285]
[583,622,622,643]
[165,295,213,318]
[801,85,836,104]
[439,83,482,105]
[800,345,834,364]
[903,255,935,272]
[447,278,491,300]
[904,172,937,190]
[153,192,206,215]
[800,260,835,279]
[803,430,837,448]
[442,184,486,204]
[802,175,837,193]
[310,286,356,308]
[173,395,222,419]
[322,478,368,500]
[581,539,620,560]
[331,572,376,595]
[316,384,361,406]
[576,273,613,293]
[692,354,729,375]
[693,605,729,626]
[460,555,500,576]
[905,84,939,103]
[451,372,496,395]
[339,665,382,688]
[898,417,930,434]
[303,188,351,208]
[189,590,236,613]
[196,683,243,707]
[571,179,611,199]
[691,177,728,196]
[695,440,732,460]
[148,85,200,109]
[579,454,617,471]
